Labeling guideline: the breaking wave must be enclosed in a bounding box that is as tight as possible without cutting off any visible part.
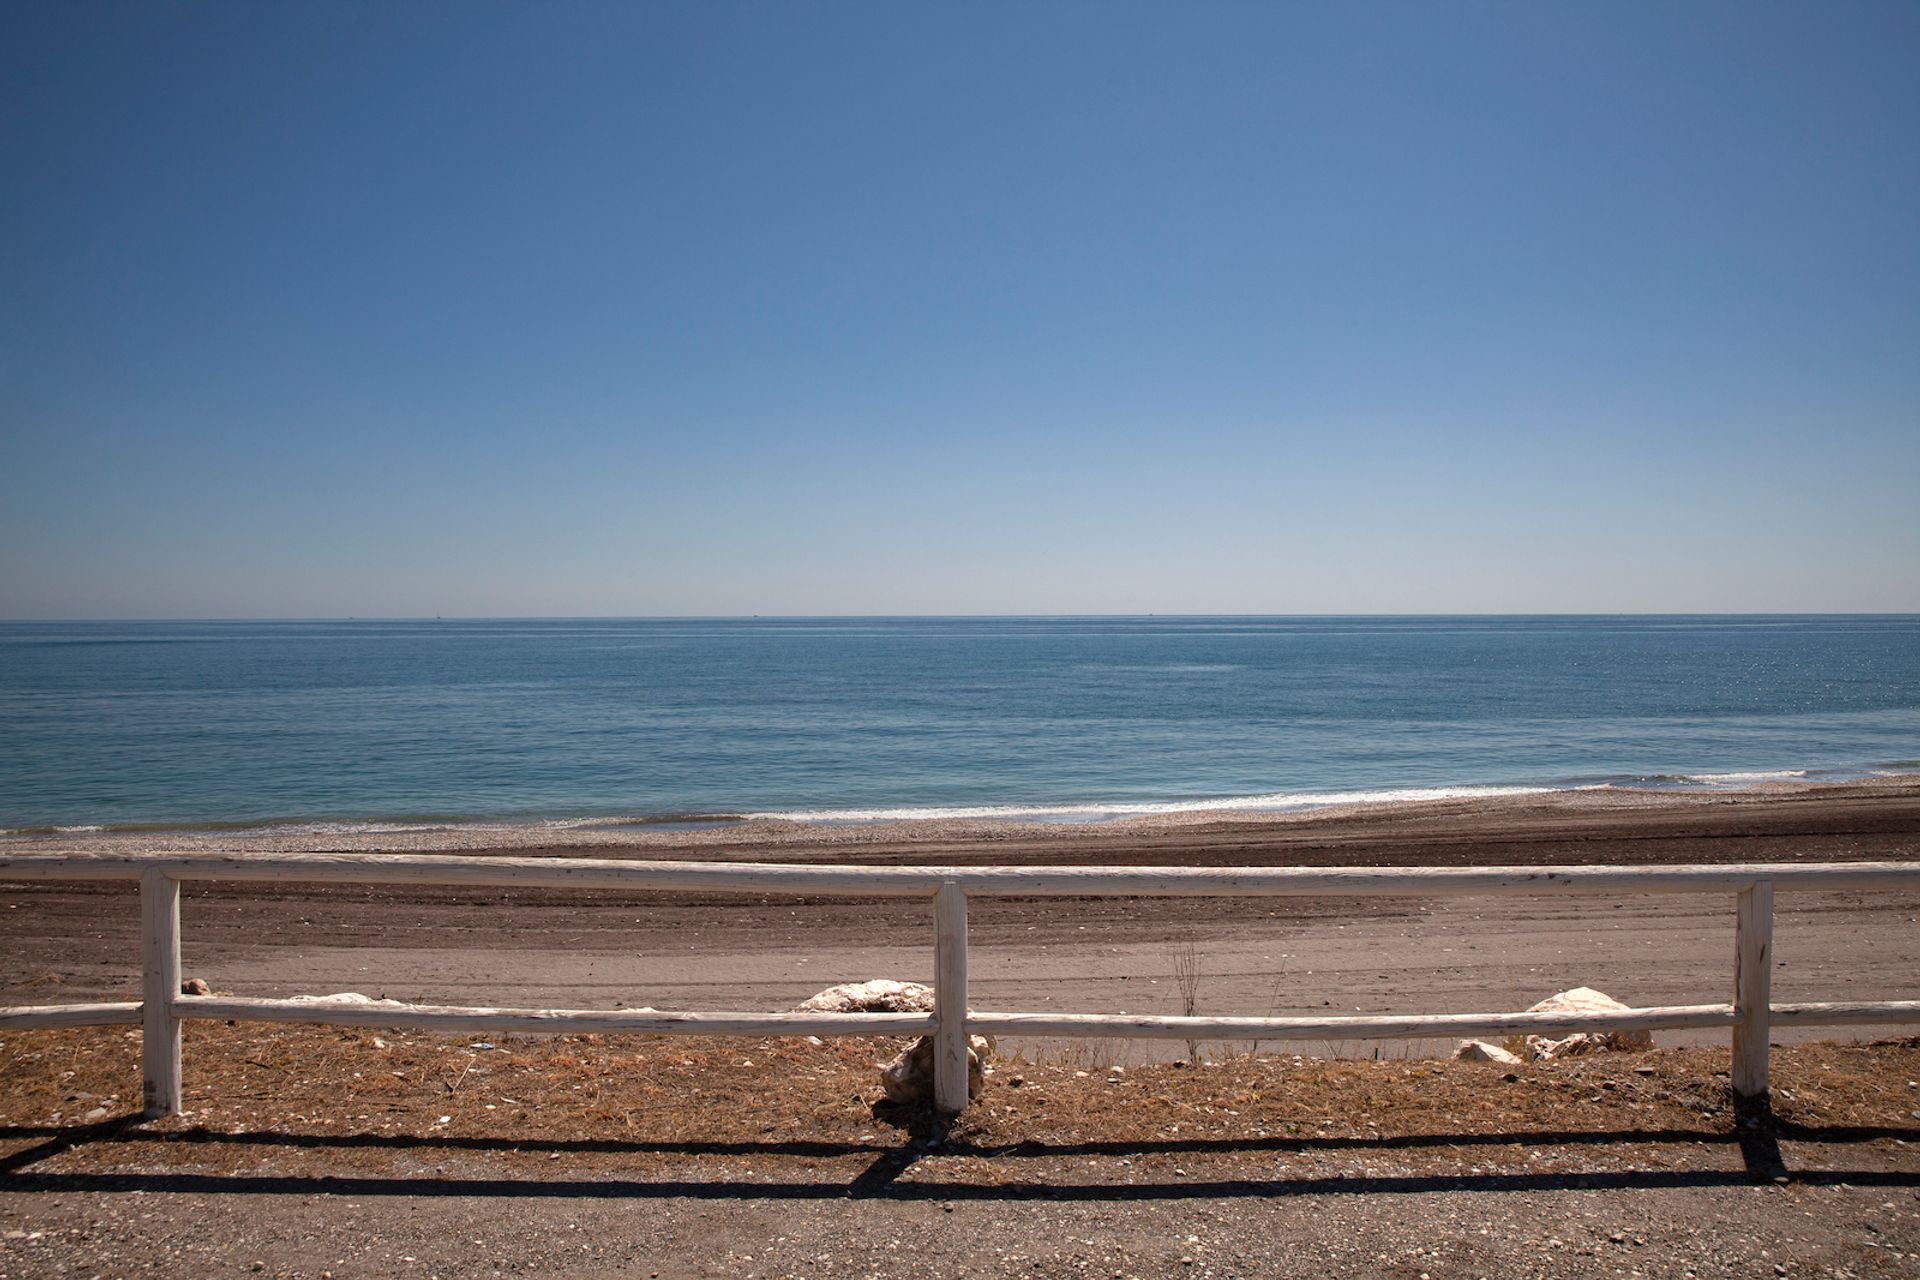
[7,768,1914,839]
[745,784,1573,824]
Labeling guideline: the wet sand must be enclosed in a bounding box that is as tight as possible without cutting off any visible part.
[4,778,1918,1059]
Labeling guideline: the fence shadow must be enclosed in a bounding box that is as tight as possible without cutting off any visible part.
[3,1112,1916,1203]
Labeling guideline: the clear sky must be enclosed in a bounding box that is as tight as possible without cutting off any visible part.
[2,1,1916,618]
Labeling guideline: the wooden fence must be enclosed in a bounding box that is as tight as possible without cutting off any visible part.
[2,854,1918,1117]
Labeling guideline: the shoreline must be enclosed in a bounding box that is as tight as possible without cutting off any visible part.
[3,772,1918,857]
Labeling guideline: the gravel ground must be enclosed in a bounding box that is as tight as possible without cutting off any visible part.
[3,1179,1918,1279]
[2,1029,1917,1279]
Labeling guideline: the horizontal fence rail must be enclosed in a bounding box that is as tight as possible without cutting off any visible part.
[0,854,1916,1117]
[176,997,939,1038]
[5,852,1920,895]
[968,1005,1745,1041]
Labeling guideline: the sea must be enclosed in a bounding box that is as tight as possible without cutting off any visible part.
[1,616,1917,835]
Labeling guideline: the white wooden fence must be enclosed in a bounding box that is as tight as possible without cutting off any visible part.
[2,854,1918,1118]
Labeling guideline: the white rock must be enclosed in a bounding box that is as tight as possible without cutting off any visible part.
[1522,986,1654,1061]
[1453,1039,1523,1065]
[792,980,935,1014]
[794,980,992,1104]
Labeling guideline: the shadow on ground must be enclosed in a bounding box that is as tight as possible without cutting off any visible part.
[2,1103,1914,1202]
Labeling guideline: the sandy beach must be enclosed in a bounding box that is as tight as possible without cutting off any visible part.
[6,778,1920,1276]
[6,778,1918,1059]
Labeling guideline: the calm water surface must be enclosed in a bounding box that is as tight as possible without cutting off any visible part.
[2,616,1917,831]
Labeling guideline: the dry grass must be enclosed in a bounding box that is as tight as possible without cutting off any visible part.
[2,1024,1917,1191]
[1170,938,1202,1062]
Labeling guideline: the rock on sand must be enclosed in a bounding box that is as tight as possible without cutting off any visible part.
[1523,986,1654,1060]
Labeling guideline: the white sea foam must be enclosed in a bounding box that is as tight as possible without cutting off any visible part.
[1680,770,1812,784]
[746,784,1572,825]
[240,820,461,836]
[17,768,1896,840]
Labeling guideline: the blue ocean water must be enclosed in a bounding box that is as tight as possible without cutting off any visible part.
[1,616,1917,833]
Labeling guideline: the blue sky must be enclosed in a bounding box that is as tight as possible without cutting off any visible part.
[2,1,1916,617]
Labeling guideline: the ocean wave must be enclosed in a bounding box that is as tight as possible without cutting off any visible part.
[228,820,465,836]
[142,815,730,838]
[1680,769,1812,784]
[1,813,747,839]
[1595,768,1824,791]
[510,815,745,833]
[9,766,1912,838]
[745,784,1573,824]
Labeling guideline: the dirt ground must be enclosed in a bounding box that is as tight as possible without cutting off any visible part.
[0,1026,1917,1278]
[2,782,1919,1276]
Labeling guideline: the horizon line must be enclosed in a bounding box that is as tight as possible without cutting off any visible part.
[5,611,1920,624]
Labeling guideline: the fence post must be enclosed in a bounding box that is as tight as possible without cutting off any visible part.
[141,866,183,1117]
[1732,880,1774,1100]
[933,880,970,1115]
